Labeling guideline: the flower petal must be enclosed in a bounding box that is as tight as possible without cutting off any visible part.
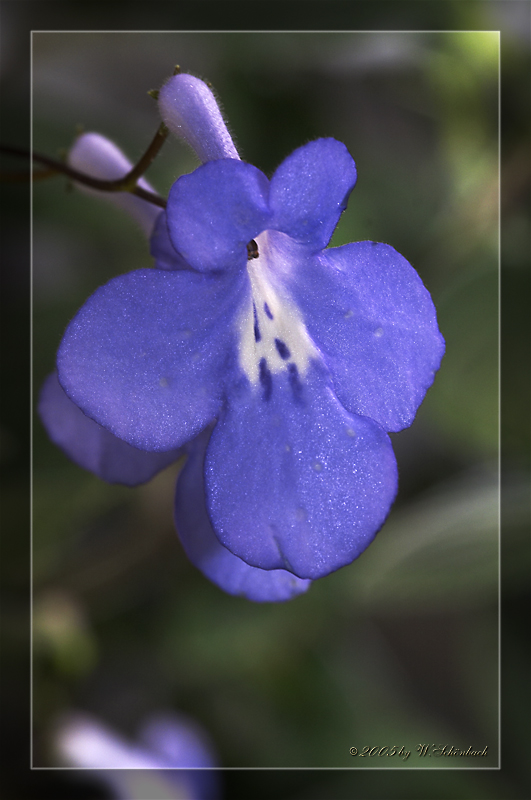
[267,233,445,432]
[175,430,311,602]
[139,713,217,768]
[68,132,160,236]
[149,211,194,271]
[57,268,248,451]
[269,138,357,250]
[166,159,271,272]
[158,73,240,163]
[55,713,166,770]
[38,372,183,485]
[205,363,397,580]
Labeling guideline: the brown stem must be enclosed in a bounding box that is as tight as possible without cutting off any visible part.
[111,122,169,189]
[0,123,169,208]
[0,168,57,182]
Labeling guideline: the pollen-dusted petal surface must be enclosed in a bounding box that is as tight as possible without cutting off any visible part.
[205,363,397,580]
[269,138,357,250]
[57,268,249,451]
[158,73,240,163]
[175,430,311,602]
[166,159,271,272]
[268,233,445,432]
[38,373,182,485]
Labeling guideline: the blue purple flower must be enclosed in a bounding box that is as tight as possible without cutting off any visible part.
[39,72,444,601]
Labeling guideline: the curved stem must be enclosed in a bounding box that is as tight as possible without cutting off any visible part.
[0,123,169,208]
[0,167,57,182]
[102,122,169,190]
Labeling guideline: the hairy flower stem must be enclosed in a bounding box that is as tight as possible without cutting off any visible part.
[0,122,169,208]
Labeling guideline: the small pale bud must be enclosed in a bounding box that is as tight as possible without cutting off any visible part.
[67,133,160,235]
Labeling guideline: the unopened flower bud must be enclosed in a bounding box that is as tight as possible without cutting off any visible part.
[158,73,239,163]
[68,132,160,235]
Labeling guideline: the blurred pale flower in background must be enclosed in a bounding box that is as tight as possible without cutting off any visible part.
[54,711,219,800]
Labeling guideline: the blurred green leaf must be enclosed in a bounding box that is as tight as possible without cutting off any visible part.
[353,467,499,610]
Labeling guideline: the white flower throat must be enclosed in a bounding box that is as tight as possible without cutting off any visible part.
[237,231,318,394]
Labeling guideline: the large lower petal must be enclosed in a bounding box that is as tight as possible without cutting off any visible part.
[267,233,445,432]
[38,373,183,485]
[57,268,248,451]
[269,138,357,250]
[205,363,398,580]
[175,430,311,602]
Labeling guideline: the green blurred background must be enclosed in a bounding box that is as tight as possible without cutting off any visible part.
[2,3,530,799]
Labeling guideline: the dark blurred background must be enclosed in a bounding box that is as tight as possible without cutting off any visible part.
[1,2,529,799]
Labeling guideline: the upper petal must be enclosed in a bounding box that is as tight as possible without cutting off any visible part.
[268,233,445,432]
[57,268,248,451]
[174,429,311,602]
[269,138,357,250]
[166,159,272,273]
[205,362,397,580]
[38,372,182,485]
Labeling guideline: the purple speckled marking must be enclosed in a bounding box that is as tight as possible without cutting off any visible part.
[259,357,273,401]
[274,338,291,360]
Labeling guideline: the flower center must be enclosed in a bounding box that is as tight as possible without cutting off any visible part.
[237,231,318,397]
